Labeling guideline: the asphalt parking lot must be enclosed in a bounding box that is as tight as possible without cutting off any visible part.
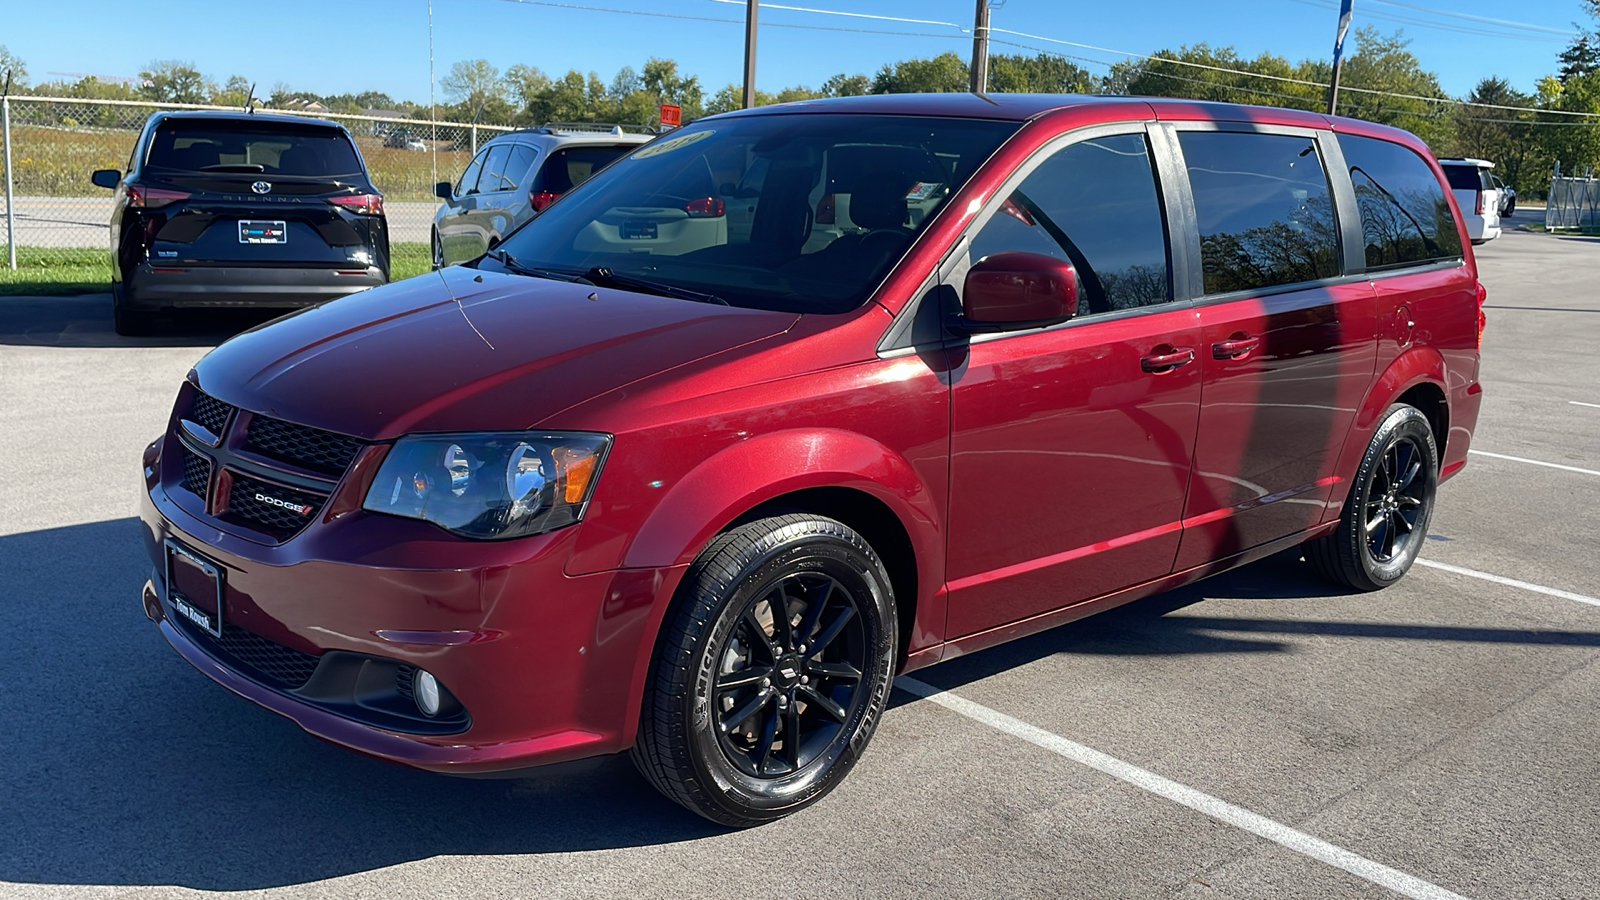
[1,226,1596,900]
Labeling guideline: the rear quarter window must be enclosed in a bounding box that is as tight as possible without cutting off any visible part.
[146,120,362,176]
[1178,130,1342,295]
[1441,165,1487,192]
[1342,135,1463,269]
[540,145,635,193]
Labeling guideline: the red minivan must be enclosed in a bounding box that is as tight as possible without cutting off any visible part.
[138,94,1484,826]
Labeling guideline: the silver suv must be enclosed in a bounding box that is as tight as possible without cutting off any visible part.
[432,124,655,267]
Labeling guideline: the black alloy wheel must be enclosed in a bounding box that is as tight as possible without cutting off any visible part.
[632,514,897,827]
[711,571,867,779]
[1307,403,1439,591]
[1365,434,1428,564]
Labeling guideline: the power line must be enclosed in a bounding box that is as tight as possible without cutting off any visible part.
[1288,0,1570,43]
[990,24,1600,118]
[991,37,1586,127]
[703,0,963,30]
[1365,0,1579,37]
[492,0,965,39]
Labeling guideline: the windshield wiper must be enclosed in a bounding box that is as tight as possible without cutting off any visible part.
[583,267,729,306]
[199,163,266,173]
[483,249,595,284]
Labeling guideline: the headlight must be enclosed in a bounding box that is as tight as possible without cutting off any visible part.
[363,432,610,539]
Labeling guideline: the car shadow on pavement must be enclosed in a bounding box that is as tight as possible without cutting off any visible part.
[0,518,717,892]
[897,548,1600,701]
[0,293,281,348]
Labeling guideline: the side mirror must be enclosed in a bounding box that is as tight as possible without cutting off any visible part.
[92,169,121,189]
[950,251,1078,334]
[435,181,452,200]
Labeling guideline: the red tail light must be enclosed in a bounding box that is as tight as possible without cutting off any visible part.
[126,185,190,208]
[684,196,725,218]
[328,193,384,215]
[529,191,559,212]
[1475,281,1487,349]
[816,193,836,224]
[1474,191,1484,215]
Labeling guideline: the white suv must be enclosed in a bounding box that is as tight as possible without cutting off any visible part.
[1437,158,1502,244]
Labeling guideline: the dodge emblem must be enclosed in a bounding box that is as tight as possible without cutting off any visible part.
[251,181,272,194]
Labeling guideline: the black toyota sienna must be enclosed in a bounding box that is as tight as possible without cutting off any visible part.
[92,111,390,335]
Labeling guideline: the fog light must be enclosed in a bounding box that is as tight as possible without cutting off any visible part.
[413,669,441,717]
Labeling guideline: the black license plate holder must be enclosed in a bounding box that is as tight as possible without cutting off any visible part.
[165,538,224,638]
[239,220,288,244]
[620,219,657,240]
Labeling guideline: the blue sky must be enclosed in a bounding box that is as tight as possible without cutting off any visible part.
[2,0,1587,104]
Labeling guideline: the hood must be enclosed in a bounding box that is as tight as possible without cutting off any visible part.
[192,267,798,439]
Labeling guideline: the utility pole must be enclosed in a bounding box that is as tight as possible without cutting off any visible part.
[1327,0,1353,115]
[743,0,759,109]
[969,0,990,94]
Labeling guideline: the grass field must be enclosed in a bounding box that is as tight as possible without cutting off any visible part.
[1,242,434,296]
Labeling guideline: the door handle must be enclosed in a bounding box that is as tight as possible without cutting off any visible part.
[1212,334,1261,359]
[1140,347,1196,373]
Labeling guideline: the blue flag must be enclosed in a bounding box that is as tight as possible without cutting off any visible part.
[1332,0,1354,63]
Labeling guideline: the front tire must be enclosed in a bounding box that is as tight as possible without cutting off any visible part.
[631,514,897,827]
[1307,404,1439,591]
[431,230,444,270]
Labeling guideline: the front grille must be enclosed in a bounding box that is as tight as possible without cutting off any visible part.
[180,444,211,499]
[245,416,363,477]
[175,615,321,690]
[225,472,325,540]
[188,391,233,436]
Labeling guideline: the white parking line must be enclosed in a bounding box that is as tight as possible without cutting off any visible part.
[1570,401,1600,410]
[1416,558,1600,608]
[896,677,1472,900]
[1468,449,1600,477]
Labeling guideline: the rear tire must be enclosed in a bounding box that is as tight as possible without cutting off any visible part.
[1307,404,1438,591]
[631,514,897,827]
[111,287,158,337]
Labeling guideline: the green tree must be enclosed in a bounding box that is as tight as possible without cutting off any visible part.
[1453,77,1544,192]
[821,73,871,97]
[441,59,510,122]
[1537,72,1600,176]
[641,57,704,120]
[988,53,1093,94]
[140,60,212,104]
[872,52,968,94]
[1112,43,1322,110]
[0,45,26,88]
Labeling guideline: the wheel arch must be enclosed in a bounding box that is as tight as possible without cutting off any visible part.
[726,486,921,671]
[1325,346,1449,524]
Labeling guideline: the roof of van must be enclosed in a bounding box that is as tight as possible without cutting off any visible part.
[1436,157,1496,169]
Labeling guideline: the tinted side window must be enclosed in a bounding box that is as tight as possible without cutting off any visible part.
[969,133,1171,316]
[1341,135,1463,269]
[476,145,514,193]
[505,145,539,192]
[1178,131,1341,295]
[455,148,488,197]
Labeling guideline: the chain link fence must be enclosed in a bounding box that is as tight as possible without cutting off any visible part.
[0,95,514,284]
[1546,167,1600,233]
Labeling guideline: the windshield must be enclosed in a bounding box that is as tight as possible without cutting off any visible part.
[489,114,1019,313]
[146,120,363,176]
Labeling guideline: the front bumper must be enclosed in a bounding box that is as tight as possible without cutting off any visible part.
[126,262,386,310]
[139,448,684,775]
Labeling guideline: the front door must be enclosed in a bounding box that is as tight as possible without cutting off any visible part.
[1169,128,1378,570]
[944,128,1203,639]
